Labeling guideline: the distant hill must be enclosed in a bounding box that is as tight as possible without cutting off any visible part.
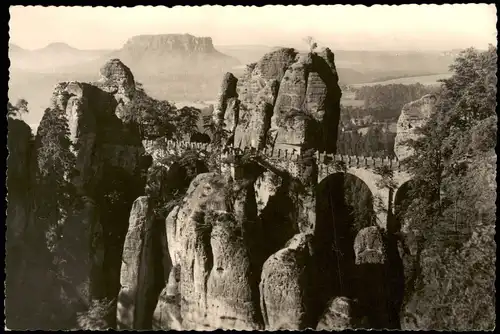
[8,42,112,72]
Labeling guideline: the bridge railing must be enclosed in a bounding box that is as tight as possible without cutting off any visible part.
[142,138,402,170]
[315,152,400,170]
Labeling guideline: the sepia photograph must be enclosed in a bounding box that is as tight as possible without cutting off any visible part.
[5,4,497,331]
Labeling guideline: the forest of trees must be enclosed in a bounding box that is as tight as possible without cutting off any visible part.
[127,81,202,141]
[397,45,497,330]
[7,98,29,118]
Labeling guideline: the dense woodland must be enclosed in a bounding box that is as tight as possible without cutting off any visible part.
[396,45,497,329]
[5,45,496,330]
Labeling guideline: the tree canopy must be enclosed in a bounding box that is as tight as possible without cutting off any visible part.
[398,45,497,330]
[8,98,29,118]
[128,81,201,140]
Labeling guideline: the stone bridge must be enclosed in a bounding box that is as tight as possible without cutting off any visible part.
[143,139,413,230]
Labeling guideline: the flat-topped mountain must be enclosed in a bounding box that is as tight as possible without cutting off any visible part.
[122,34,219,55]
[105,34,239,74]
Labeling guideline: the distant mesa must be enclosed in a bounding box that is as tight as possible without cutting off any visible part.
[122,34,219,54]
[108,33,240,70]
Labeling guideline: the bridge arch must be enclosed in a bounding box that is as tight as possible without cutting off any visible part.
[390,179,417,233]
[317,160,413,229]
[312,172,376,318]
[316,172,377,236]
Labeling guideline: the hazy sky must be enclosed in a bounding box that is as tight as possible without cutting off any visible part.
[9,5,497,51]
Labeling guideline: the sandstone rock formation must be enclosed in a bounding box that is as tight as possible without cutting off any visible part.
[354,226,393,328]
[152,266,182,330]
[217,47,342,153]
[259,233,313,330]
[49,62,145,195]
[122,34,224,56]
[163,172,264,330]
[354,226,387,265]
[40,59,149,309]
[147,47,352,331]
[5,118,38,329]
[316,297,360,330]
[96,58,136,116]
[394,94,438,161]
[117,196,157,329]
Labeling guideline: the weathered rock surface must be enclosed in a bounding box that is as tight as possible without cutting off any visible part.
[215,72,238,127]
[117,196,157,329]
[163,172,264,330]
[316,297,360,330]
[354,226,387,265]
[96,58,136,112]
[152,266,182,330]
[259,233,313,330]
[216,47,341,153]
[394,94,438,161]
[57,196,105,301]
[354,226,392,329]
[48,59,146,196]
[122,34,220,56]
[39,58,150,311]
[230,49,297,149]
[254,171,281,215]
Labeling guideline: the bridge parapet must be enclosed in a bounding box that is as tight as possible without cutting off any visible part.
[315,152,401,171]
[143,138,402,172]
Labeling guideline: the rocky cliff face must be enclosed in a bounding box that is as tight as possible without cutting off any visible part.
[162,171,264,330]
[394,94,438,161]
[51,59,150,303]
[217,47,342,153]
[144,48,407,331]
[6,59,152,330]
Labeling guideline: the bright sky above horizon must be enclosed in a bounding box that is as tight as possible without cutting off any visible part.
[9,4,497,51]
